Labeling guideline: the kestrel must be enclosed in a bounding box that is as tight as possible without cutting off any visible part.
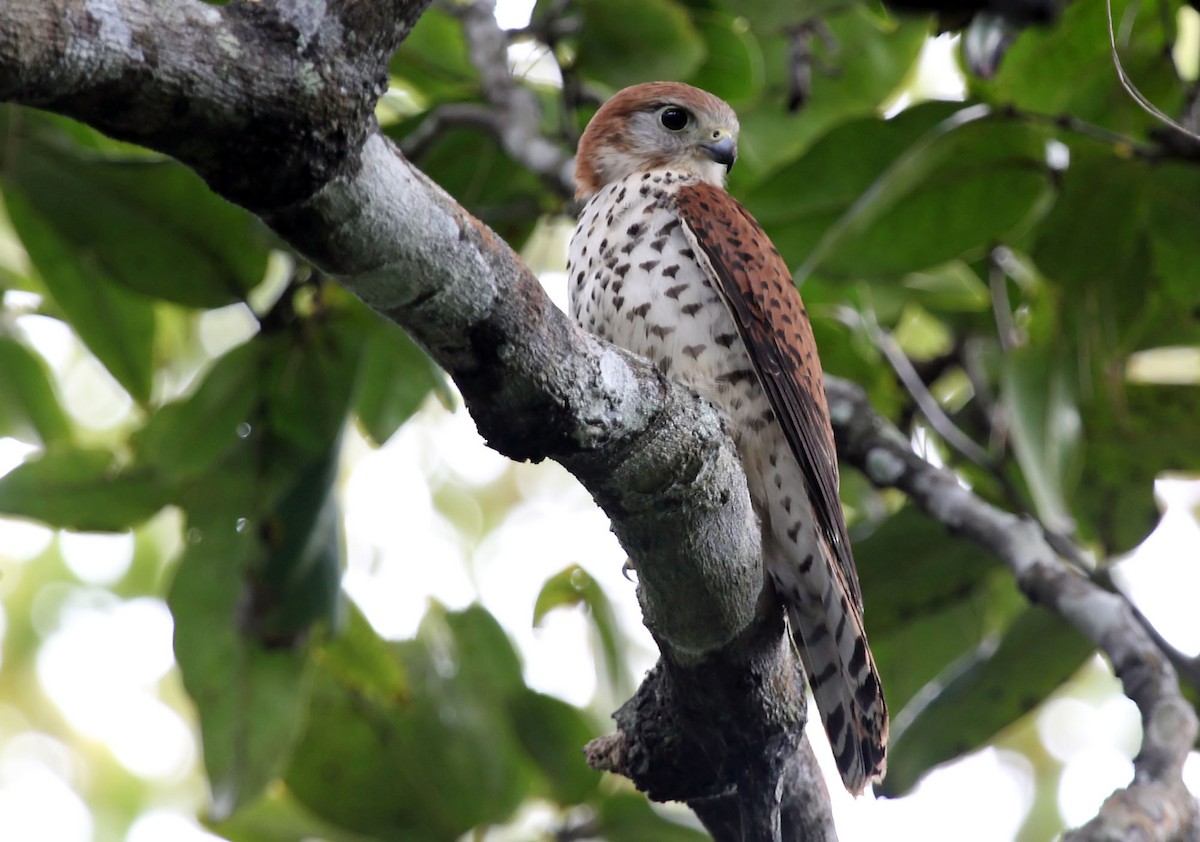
[568,82,887,794]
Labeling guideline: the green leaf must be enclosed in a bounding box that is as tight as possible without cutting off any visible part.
[687,12,762,107]
[3,189,156,404]
[882,606,1093,796]
[169,512,312,819]
[0,448,168,531]
[721,0,850,32]
[267,305,366,454]
[136,340,263,483]
[900,260,991,313]
[732,8,928,175]
[1000,343,1080,536]
[249,442,345,646]
[285,605,535,840]
[351,305,444,447]
[1144,162,1200,307]
[508,691,601,804]
[974,0,1183,134]
[596,793,710,842]
[316,604,408,708]
[575,0,705,89]
[1,112,269,308]
[1073,380,1200,553]
[855,508,1018,713]
[434,603,526,698]
[769,105,1051,279]
[209,785,380,842]
[1031,155,1145,296]
[535,564,629,699]
[0,335,71,446]
[389,9,478,102]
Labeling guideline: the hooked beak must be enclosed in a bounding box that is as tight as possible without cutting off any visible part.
[702,133,737,172]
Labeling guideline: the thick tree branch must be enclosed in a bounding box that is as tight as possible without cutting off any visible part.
[826,377,1200,842]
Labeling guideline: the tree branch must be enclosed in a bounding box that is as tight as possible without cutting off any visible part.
[442,0,575,197]
[826,376,1200,841]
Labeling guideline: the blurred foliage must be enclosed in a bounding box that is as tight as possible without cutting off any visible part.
[1,0,1199,840]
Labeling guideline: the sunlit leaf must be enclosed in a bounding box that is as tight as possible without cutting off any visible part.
[0,448,168,531]
[535,564,630,700]
[3,189,156,404]
[0,335,71,446]
[136,340,263,483]
[350,302,445,447]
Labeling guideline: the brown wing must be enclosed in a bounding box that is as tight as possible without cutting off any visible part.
[673,181,862,609]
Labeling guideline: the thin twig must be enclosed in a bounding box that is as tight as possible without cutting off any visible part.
[446,0,575,197]
[1106,0,1200,142]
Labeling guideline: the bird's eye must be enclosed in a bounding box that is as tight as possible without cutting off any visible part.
[659,107,690,132]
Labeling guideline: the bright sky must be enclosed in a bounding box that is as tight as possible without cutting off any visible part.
[0,3,1199,841]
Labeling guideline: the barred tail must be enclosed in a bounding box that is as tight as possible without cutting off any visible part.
[786,595,887,794]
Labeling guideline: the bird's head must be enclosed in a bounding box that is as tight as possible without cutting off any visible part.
[574,82,739,200]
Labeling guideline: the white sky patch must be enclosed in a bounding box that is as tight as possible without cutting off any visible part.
[342,419,477,640]
[126,810,227,842]
[59,530,135,586]
[1039,687,1141,763]
[835,748,1034,841]
[494,0,535,29]
[16,314,75,372]
[1184,751,1200,796]
[197,301,259,358]
[60,354,133,431]
[36,597,191,780]
[508,41,563,87]
[1112,479,1200,656]
[0,515,54,562]
[0,743,92,842]
[1058,749,1135,827]
[0,438,38,480]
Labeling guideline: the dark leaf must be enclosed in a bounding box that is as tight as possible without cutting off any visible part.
[169,511,312,819]
[1,112,269,308]
[508,691,601,804]
[4,189,156,404]
[574,0,705,89]
[882,606,1093,796]
[0,335,71,446]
